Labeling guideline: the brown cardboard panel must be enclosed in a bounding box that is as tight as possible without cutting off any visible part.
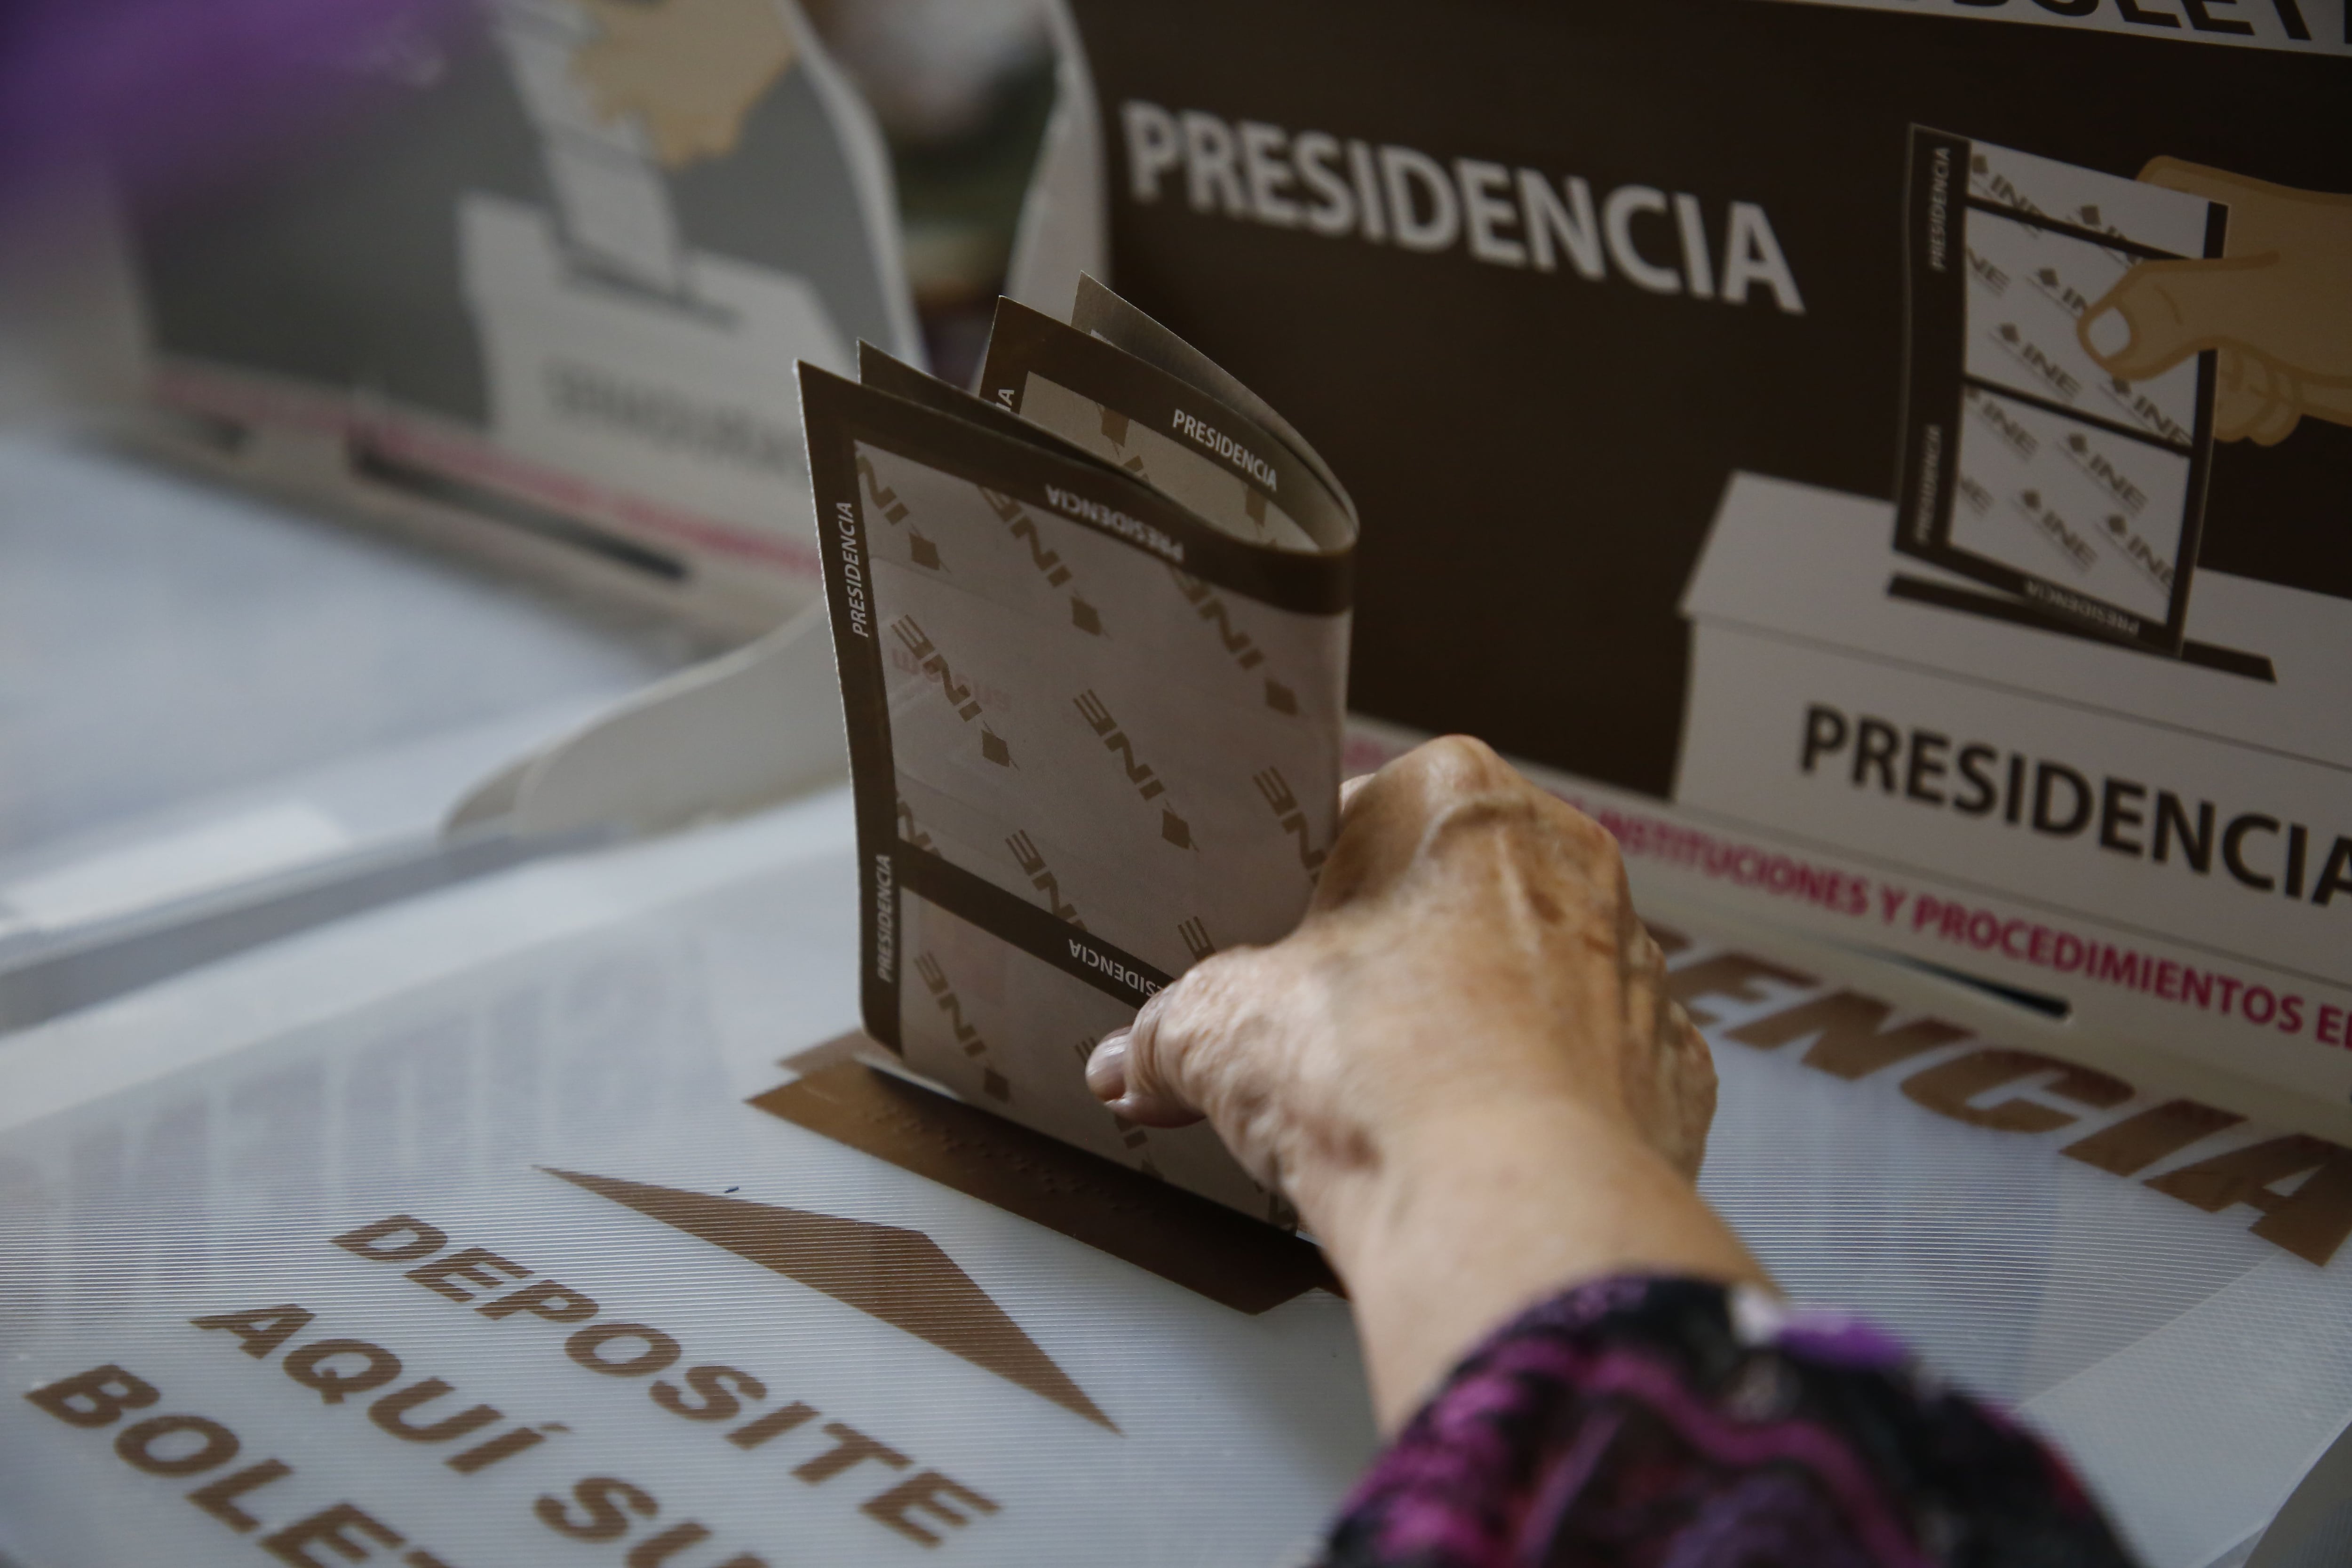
[543,1165,1118,1429]
[750,1034,1342,1312]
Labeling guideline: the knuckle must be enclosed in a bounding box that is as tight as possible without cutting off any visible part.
[1538,793,1617,864]
[1176,947,1253,1008]
[1398,734,1508,795]
[1427,732,1503,772]
[1568,806,1621,864]
[1632,931,1668,980]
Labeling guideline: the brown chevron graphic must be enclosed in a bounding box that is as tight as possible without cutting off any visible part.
[540,1167,1114,1431]
[750,1040,1342,1313]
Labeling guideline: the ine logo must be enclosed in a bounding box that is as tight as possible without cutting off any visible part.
[895,618,1011,765]
[1178,916,1216,963]
[892,618,980,721]
[1993,322,2083,402]
[1253,767,1327,874]
[1971,153,2049,226]
[856,453,909,525]
[1006,831,1083,928]
[915,953,1009,1102]
[1965,387,2038,461]
[2014,488,2097,572]
[1071,691,1161,800]
[2073,203,2143,267]
[1073,690,1194,848]
[1096,406,1152,483]
[2098,374,2193,449]
[984,488,1102,635]
[2096,508,2175,591]
[2061,430,2150,517]
[859,453,941,569]
[1169,569,1296,713]
[1965,247,2008,294]
[2028,263,2091,319]
[1168,569,1263,670]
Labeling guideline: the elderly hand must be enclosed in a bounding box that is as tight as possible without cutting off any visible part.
[1087,736,1767,1426]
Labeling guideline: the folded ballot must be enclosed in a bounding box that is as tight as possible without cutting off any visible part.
[1895,129,2226,654]
[800,279,1357,1221]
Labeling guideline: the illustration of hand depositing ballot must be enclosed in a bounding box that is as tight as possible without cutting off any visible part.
[2079,159,2352,446]
[572,0,797,170]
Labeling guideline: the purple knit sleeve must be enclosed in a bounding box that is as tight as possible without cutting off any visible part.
[1319,1275,2137,1568]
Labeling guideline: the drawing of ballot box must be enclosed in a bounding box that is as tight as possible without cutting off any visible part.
[1674,472,2352,1102]
[459,192,849,569]
[463,0,853,568]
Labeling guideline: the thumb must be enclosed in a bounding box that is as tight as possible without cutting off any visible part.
[1085,991,1206,1129]
[2136,156,2270,209]
[2080,255,2280,382]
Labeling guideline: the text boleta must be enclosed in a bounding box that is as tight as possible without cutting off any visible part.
[21,1361,476,1568]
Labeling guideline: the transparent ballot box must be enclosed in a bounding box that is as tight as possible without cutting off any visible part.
[0,786,2345,1568]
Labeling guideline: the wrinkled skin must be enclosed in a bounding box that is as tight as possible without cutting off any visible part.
[1088,736,1765,1427]
[1095,734,1714,1185]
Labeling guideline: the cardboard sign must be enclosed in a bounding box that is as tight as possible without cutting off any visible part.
[1045,0,2352,1097]
[123,0,918,633]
